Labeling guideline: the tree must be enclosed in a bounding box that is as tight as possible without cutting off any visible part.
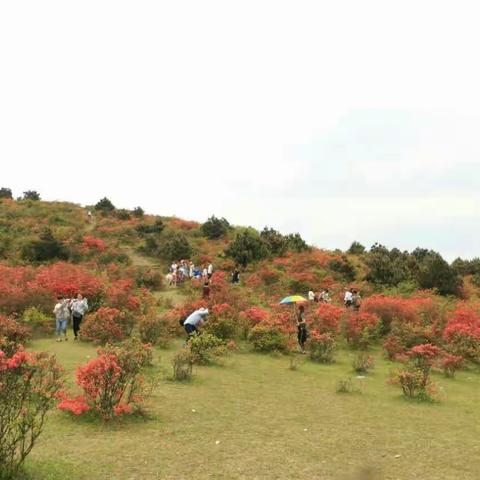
[328,256,356,282]
[94,197,115,213]
[201,215,231,239]
[136,219,164,235]
[133,207,144,218]
[365,244,411,287]
[347,241,365,255]
[21,228,68,262]
[224,229,270,267]
[0,188,12,199]
[417,252,462,296]
[158,232,193,260]
[285,233,310,253]
[115,209,131,220]
[22,190,40,201]
[260,227,288,256]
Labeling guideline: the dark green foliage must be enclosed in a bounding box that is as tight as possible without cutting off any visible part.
[115,209,131,220]
[348,241,366,254]
[260,227,288,256]
[365,244,411,287]
[21,190,41,201]
[224,229,270,267]
[328,256,356,282]
[451,257,480,276]
[21,228,68,262]
[285,233,310,252]
[94,197,115,213]
[133,207,144,217]
[201,215,231,239]
[136,219,164,235]
[0,188,12,199]
[417,253,461,296]
[159,232,193,260]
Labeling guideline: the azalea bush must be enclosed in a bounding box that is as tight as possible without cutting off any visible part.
[58,340,151,421]
[138,313,171,347]
[308,331,336,363]
[312,303,344,334]
[352,351,375,374]
[343,312,380,350]
[443,306,480,361]
[80,307,132,344]
[439,353,464,378]
[0,315,30,355]
[0,348,63,480]
[248,323,288,353]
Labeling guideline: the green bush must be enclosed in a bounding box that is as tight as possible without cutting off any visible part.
[248,324,288,353]
[171,350,194,381]
[308,332,336,364]
[188,333,227,365]
[21,307,53,334]
[201,215,230,239]
[138,314,171,347]
[205,316,239,340]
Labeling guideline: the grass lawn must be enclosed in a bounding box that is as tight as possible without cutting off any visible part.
[23,338,480,480]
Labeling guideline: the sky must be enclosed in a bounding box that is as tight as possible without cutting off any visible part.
[1,1,480,261]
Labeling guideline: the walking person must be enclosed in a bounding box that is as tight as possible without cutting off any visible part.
[308,290,315,302]
[207,262,213,279]
[231,267,240,284]
[182,308,209,339]
[53,297,70,342]
[202,280,211,299]
[70,293,89,340]
[319,289,331,303]
[344,288,353,308]
[296,305,308,353]
[352,290,362,311]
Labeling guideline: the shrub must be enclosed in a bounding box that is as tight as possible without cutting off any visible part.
[80,307,128,344]
[138,314,171,347]
[443,306,480,361]
[171,349,194,381]
[336,378,354,394]
[439,353,464,378]
[158,232,193,260]
[21,190,41,201]
[352,352,375,374]
[135,267,164,291]
[21,307,53,334]
[0,349,63,479]
[188,333,227,365]
[0,315,30,354]
[308,331,336,364]
[94,197,116,213]
[312,303,344,334]
[224,229,270,267]
[248,323,288,353]
[343,312,380,350]
[58,340,150,421]
[21,228,68,262]
[133,207,144,217]
[0,187,13,199]
[201,215,230,239]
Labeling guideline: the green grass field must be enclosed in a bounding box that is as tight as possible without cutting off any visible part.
[23,338,480,480]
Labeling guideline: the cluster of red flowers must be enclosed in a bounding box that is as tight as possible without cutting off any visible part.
[82,236,106,252]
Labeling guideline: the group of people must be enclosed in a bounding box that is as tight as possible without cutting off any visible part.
[307,289,331,303]
[167,260,213,286]
[53,294,89,341]
[343,288,362,311]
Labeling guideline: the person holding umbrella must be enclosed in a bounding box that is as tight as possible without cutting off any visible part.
[296,304,308,353]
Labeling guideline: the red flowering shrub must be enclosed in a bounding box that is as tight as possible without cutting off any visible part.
[287,271,317,294]
[0,348,63,478]
[58,340,150,421]
[311,304,344,334]
[240,306,270,326]
[80,307,130,344]
[105,279,141,312]
[0,315,31,355]
[362,295,419,335]
[439,353,464,378]
[138,313,172,347]
[308,331,336,363]
[443,306,480,361]
[248,323,288,352]
[343,312,380,350]
[82,236,106,252]
[383,335,405,360]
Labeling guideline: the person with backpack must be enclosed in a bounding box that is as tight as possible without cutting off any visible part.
[352,290,362,311]
[296,305,308,353]
[70,293,89,340]
[53,297,70,342]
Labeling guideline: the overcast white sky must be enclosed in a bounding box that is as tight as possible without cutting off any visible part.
[1,1,480,260]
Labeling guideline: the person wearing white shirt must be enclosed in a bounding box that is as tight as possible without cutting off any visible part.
[344,289,353,308]
[207,263,213,278]
[308,290,315,301]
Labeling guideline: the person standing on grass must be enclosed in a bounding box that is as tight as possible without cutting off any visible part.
[296,304,308,353]
[207,262,213,279]
[183,307,209,339]
[53,297,70,342]
[70,293,89,340]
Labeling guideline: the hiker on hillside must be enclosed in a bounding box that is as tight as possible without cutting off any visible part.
[189,262,195,278]
[319,289,331,303]
[344,288,353,308]
[53,297,70,342]
[296,305,308,353]
[202,280,211,299]
[352,290,362,311]
[207,262,213,279]
[202,265,208,279]
[70,294,89,340]
[231,267,240,284]
[182,307,209,338]
[308,290,315,302]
